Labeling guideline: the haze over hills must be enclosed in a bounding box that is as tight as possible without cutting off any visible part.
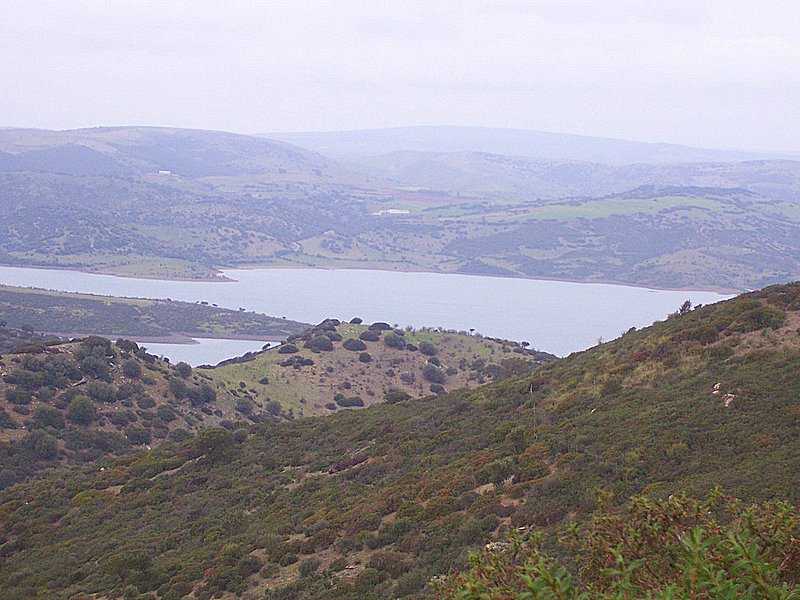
[0,127,341,181]
[0,125,799,289]
[263,126,797,164]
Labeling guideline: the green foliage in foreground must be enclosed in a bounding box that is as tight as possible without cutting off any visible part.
[438,490,800,599]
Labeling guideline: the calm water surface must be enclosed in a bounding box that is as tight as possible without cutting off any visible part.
[143,338,272,367]
[0,266,733,358]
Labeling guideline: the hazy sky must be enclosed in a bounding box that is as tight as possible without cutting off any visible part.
[2,1,798,151]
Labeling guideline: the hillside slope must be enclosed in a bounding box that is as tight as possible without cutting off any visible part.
[0,283,798,598]
[0,285,309,342]
[206,319,554,418]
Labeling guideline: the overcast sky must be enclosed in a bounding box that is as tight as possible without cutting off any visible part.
[1,1,798,151]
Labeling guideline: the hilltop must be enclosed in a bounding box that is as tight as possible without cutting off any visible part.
[0,282,797,598]
[207,318,555,418]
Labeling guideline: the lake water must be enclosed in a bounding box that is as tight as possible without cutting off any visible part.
[0,266,733,359]
[142,338,273,367]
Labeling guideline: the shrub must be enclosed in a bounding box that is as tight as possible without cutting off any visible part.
[419,341,438,356]
[350,317,363,324]
[126,427,152,445]
[422,363,446,384]
[343,338,367,352]
[155,405,176,422]
[277,344,299,354]
[87,381,116,403]
[384,332,406,349]
[335,395,365,408]
[121,359,142,378]
[66,395,97,424]
[429,384,445,394]
[298,557,321,578]
[359,330,381,342]
[168,378,188,400]
[5,387,31,405]
[32,405,65,429]
[23,430,59,460]
[175,362,193,378]
[359,352,372,363]
[384,389,412,404]
[136,395,156,409]
[304,336,334,352]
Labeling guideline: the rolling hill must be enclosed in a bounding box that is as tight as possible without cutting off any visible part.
[206,319,554,418]
[0,282,797,598]
[264,125,796,164]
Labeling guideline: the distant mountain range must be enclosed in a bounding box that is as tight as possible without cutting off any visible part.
[263,125,798,164]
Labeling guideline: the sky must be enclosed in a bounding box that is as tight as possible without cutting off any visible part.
[1,1,798,152]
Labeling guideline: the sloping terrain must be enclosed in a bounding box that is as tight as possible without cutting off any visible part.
[0,283,797,598]
[207,319,554,418]
[0,285,309,341]
[0,127,334,179]
[0,335,291,489]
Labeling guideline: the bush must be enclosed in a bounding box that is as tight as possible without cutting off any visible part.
[277,344,299,354]
[384,332,406,349]
[369,322,392,331]
[384,389,411,403]
[156,405,176,422]
[32,405,65,429]
[304,336,334,352]
[359,352,372,363]
[419,341,438,356]
[66,395,97,424]
[436,491,800,599]
[175,362,193,378]
[359,330,381,342]
[343,338,367,352]
[5,387,31,405]
[23,430,59,460]
[422,363,446,384]
[335,395,365,408]
[121,359,142,378]
[429,384,445,394]
[168,378,188,400]
[87,381,116,403]
[126,427,151,445]
[298,557,321,578]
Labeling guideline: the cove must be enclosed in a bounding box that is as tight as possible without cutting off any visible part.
[0,266,733,358]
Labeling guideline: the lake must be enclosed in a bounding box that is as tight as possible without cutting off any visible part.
[0,266,733,359]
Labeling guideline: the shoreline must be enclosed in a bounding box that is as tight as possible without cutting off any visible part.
[0,260,743,295]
